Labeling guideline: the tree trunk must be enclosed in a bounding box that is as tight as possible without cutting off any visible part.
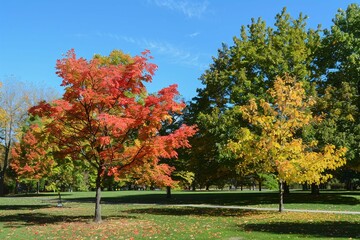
[279,180,284,212]
[108,181,115,191]
[284,182,290,194]
[15,180,19,194]
[37,181,40,194]
[258,180,262,192]
[94,169,102,223]
[57,191,63,207]
[311,183,320,195]
[26,183,29,194]
[0,143,10,196]
[0,171,5,196]
[345,180,353,191]
[43,180,47,192]
[166,186,171,198]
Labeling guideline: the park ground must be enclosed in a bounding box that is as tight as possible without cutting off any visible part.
[0,190,359,239]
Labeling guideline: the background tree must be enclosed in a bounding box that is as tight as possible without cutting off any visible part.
[227,75,347,211]
[12,116,90,201]
[11,118,54,179]
[23,49,196,223]
[0,77,59,195]
[156,111,195,196]
[314,4,360,188]
[0,79,28,195]
[186,8,321,189]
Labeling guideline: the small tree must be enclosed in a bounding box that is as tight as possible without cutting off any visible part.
[11,117,56,190]
[227,75,347,211]
[0,78,59,195]
[13,49,196,222]
[0,80,32,195]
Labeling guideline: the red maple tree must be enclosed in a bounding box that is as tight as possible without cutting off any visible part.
[14,49,196,222]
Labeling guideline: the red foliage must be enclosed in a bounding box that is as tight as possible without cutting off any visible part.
[11,124,55,179]
[21,49,196,187]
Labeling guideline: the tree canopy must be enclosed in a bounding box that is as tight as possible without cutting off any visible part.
[12,49,196,222]
[227,75,347,210]
[186,5,358,192]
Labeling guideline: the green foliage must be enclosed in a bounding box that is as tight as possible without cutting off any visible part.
[314,4,360,171]
[187,7,322,188]
[93,49,133,66]
[227,76,347,186]
[187,4,360,191]
[172,171,195,189]
[259,173,279,190]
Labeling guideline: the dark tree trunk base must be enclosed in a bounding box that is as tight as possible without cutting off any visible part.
[311,183,320,195]
[284,182,290,194]
[166,186,171,198]
[57,191,63,207]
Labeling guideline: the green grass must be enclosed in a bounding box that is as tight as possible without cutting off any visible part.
[0,190,359,239]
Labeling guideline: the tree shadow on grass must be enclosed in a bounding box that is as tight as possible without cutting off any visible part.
[0,212,136,227]
[242,221,360,239]
[295,192,359,205]
[0,204,52,210]
[104,192,359,206]
[59,191,359,209]
[326,191,360,196]
[4,193,71,198]
[124,207,259,217]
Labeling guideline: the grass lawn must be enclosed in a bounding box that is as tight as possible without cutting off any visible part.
[0,190,359,239]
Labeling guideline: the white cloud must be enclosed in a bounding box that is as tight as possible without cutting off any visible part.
[150,0,209,18]
[96,32,207,69]
[121,35,206,69]
[120,36,136,44]
[188,32,200,38]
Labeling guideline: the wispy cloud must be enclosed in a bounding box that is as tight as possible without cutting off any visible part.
[188,32,200,38]
[149,0,209,18]
[130,37,207,69]
[97,32,207,69]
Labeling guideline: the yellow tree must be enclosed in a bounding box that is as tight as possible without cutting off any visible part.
[227,75,347,211]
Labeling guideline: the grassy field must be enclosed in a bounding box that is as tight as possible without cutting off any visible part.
[0,190,359,239]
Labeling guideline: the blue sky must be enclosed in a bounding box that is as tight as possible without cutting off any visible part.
[0,0,358,101]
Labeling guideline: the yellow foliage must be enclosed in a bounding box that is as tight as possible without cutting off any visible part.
[345,114,355,122]
[134,139,141,147]
[228,75,347,185]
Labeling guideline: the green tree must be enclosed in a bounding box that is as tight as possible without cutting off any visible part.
[187,8,321,188]
[227,76,347,211]
[315,3,360,176]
